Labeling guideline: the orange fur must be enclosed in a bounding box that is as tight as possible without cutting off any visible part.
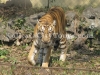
[28,6,67,67]
[41,6,66,34]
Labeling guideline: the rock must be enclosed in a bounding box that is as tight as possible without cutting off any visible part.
[25,17,33,26]
[16,39,21,46]
[29,12,45,26]
[7,19,14,27]
[94,7,100,19]
[65,11,79,26]
[68,51,77,58]
[82,7,100,29]
[0,27,16,42]
[82,7,95,19]
[0,34,9,42]
[37,12,45,19]
[94,18,100,28]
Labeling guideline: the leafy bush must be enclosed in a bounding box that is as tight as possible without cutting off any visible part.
[0,49,9,56]
[15,18,25,29]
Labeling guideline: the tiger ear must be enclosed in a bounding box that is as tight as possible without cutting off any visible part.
[53,20,56,26]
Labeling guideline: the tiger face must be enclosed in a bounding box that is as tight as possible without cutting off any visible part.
[37,20,56,44]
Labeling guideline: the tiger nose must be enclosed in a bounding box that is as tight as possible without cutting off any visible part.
[43,39,50,44]
[44,39,50,43]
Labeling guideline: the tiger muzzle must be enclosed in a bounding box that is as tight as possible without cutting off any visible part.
[42,35,51,44]
[42,38,50,44]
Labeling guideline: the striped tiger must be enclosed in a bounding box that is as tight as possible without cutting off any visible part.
[28,6,68,67]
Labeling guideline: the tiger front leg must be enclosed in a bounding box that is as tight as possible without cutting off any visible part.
[28,43,38,65]
[42,47,51,67]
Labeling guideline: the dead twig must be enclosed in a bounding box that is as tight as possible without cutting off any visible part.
[0,63,100,72]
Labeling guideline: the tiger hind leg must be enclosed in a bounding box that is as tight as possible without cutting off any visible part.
[59,38,67,61]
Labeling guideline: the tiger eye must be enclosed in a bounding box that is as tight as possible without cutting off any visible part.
[41,26,45,31]
[48,27,52,32]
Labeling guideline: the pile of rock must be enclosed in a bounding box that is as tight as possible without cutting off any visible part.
[0,12,45,45]
[0,7,100,47]
[65,7,100,50]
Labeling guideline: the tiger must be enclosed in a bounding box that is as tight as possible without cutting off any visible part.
[28,6,68,67]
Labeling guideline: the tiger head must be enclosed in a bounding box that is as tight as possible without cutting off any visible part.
[37,19,56,44]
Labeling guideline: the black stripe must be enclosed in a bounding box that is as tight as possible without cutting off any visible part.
[60,38,66,44]
[34,40,38,46]
[59,44,67,49]
[60,41,66,45]
[34,40,40,49]
[35,45,40,49]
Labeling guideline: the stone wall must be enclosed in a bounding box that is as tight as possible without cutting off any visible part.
[0,0,100,8]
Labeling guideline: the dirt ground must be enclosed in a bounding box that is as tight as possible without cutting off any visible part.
[0,44,100,75]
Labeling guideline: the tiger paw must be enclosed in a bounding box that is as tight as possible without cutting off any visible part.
[28,56,36,65]
[59,54,66,61]
[28,59,36,65]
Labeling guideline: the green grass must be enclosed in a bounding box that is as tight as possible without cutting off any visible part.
[0,49,9,56]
